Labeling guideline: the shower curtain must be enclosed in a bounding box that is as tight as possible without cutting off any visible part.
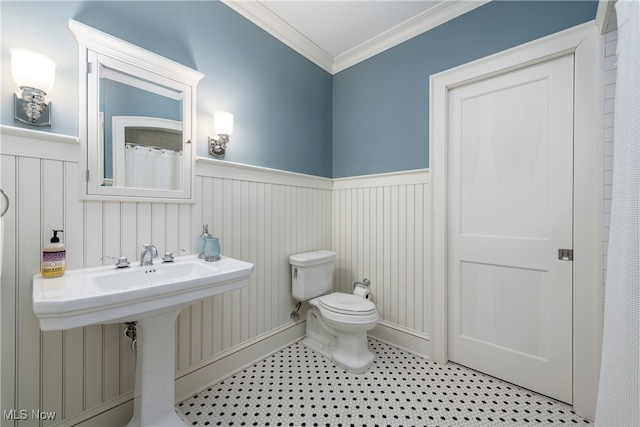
[124,143,182,191]
[595,0,640,425]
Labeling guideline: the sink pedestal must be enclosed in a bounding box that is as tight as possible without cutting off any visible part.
[126,308,186,427]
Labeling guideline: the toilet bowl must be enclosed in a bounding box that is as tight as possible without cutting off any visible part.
[290,250,378,374]
[303,292,378,373]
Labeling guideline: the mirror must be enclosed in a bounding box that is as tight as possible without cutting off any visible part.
[70,19,204,202]
[100,65,183,190]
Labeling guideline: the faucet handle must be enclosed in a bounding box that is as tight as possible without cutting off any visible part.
[101,255,131,269]
[162,249,185,263]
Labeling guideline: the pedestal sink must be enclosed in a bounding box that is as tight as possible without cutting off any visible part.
[33,255,254,426]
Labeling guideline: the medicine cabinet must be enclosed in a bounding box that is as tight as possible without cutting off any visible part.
[69,20,204,202]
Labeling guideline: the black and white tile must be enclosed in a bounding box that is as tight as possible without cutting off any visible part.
[177,339,591,426]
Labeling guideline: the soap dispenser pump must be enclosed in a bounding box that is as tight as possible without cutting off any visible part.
[43,229,65,278]
[198,224,211,259]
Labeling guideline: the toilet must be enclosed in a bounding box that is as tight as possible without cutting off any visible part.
[290,250,378,373]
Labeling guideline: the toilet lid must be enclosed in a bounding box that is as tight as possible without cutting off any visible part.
[318,293,376,316]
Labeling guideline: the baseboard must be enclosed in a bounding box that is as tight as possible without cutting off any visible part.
[175,320,306,402]
[53,393,133,427]
[368,320,430,359]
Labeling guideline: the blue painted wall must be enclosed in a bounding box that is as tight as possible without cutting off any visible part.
[0,1,333,177]
[1,1,597,178]
[332,0,598,178]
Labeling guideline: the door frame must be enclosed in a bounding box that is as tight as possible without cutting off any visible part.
[429,22,602,420]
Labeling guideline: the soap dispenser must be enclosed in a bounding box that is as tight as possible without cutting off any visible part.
[198,224,211,259]
[43,229,65,278]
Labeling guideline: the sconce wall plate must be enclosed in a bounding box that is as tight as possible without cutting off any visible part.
[14,91,51,126]
[209,135,228,156]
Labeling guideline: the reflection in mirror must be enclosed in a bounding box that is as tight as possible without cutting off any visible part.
[112,117,183,190]
[100,65,183,190]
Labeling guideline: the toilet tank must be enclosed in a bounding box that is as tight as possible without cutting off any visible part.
[290,250,336,301]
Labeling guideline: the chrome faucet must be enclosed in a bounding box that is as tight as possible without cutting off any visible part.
[140,244,158,266]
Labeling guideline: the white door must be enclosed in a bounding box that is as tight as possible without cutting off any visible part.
[447,54,574,404]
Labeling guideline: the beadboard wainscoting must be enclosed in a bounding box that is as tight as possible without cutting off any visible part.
[332,170,431,356]
[0,126,332,426]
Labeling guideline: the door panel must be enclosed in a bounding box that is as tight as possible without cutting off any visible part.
[460,78,550,240]
[448,54,574,403]
[460,261,549,359]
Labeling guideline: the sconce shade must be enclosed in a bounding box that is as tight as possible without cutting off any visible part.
[214,111,233,136]
[11,48,56,93]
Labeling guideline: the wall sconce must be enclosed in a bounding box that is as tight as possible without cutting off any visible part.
[11,48,56,126]
[209,111,233,156]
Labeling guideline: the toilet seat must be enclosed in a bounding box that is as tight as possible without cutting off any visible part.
[318,293,376,316]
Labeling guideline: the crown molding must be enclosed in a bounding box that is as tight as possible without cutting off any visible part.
[221,0,334,73]
[333,0,490,74]
[222,0,489,75]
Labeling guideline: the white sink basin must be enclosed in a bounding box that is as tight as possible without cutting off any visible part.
[33,255,254,331]
[33,254,254,427]
[92,260,216,292]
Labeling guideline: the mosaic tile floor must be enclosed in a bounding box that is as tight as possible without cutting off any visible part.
[177,339,591,426]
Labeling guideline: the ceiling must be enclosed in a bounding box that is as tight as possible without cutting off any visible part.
[260,1,444,58]
[223,0,489,74]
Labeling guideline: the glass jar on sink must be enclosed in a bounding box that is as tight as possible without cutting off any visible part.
[204,236,221,262]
